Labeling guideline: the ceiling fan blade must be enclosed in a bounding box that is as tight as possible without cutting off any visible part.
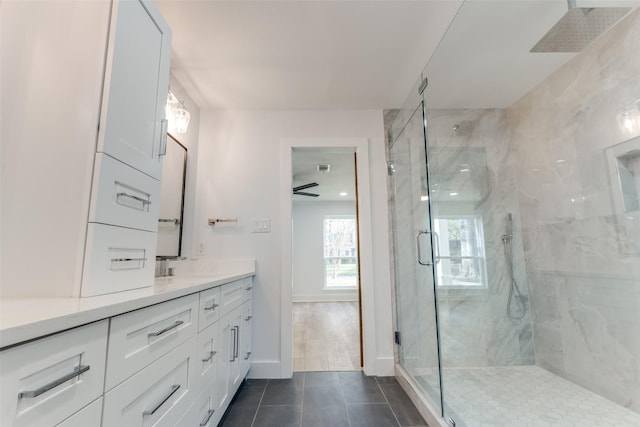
[293,191,319,197]
[292,182,319,192]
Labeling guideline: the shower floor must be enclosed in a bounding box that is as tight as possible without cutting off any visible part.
[412,365,640,427]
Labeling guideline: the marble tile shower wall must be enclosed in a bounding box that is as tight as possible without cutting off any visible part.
[425,109,535,368]
[506,9,640,414]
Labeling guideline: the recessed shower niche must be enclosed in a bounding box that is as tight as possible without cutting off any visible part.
[606,136,640,213]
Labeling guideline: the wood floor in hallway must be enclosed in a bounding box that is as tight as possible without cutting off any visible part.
[293,302,361,372]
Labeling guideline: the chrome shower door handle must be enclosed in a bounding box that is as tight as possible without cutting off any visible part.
[432,231,441,265]
[416,230,433,266]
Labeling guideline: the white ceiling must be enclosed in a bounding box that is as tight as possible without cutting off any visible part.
[292,149,356,202]
[157,0,639,110]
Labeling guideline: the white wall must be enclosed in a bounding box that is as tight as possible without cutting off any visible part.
[195,110,394,377]
[292,201,358,302]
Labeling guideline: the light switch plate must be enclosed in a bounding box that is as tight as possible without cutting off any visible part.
[251,219,271,233]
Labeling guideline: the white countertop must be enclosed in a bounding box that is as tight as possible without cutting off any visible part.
[0,268,255,349]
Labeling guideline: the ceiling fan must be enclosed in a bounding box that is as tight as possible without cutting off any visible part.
[293,182,319,197]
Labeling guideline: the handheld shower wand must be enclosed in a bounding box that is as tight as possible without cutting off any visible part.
[502,213,526,320]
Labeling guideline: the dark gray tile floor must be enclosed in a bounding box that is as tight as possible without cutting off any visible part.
[219,371,428,427]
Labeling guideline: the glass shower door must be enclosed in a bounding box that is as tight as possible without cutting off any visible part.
[389,103,442,415]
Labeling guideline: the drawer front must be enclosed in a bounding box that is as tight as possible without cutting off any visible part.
[89,153,160,232]
[81,223,157,297]
[176,386,219,427]
[219,280,244,317]
[56,398,103,427]
[198,286,221,332]
[0,321,108,427]
[103,337,198,427]
[196,322,219,395]
[243,276,253,301]
[106,294,198,390]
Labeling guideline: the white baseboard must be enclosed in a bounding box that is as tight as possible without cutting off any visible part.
[375,356,395,376]
[247,361,283,379]
[292,293,359,302]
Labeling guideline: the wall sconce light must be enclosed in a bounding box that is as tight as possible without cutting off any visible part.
[616,99,640,134]
[166,91,191,134]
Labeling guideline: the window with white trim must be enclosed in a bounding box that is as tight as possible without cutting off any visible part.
[323,216,358,289]
[433,216,487,288]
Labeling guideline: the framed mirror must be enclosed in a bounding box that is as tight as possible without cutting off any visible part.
[157,134,187,257]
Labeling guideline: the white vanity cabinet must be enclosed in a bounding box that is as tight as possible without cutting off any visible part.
[98,0,171,180]
[0,321,109,427]
[0,275,254,427]
[2,0,171,299]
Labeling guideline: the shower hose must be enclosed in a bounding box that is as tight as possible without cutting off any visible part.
[502,235,527,320]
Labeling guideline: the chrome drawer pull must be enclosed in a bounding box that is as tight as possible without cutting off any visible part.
[200,409,215,426]
[234,326,240,359]
[116,192,151,205]
[18,365,90,399]
[245,286,253,291]
[159,119,168,156]
[245,315,252,321]
[111,257,147,263]
[202,351,217,363]
[148,320,184,338]
[204,303,219,311]
[143,384,180,416]
[229,327,237,362]
[244,351,252,361]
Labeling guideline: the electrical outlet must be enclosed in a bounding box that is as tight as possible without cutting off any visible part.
[198,242,206,255]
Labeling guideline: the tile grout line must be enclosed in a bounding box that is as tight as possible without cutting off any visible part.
[376,377,402,427]
[250,380,268,427]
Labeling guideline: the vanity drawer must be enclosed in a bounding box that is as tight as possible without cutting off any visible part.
[57,398,103,427]
[106,294,198,390]
[103,337,198,427]
[81,222,157,297]
[176,385,219,427]
[196,322,219,394]
[219,279,245,317]
[198,286,221,331]
[89,153,160,231]
[0,320,108,427]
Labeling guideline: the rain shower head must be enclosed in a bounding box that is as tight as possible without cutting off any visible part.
[530,0,631,53]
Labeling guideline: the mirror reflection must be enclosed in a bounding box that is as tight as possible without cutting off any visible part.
[156,134,187,258]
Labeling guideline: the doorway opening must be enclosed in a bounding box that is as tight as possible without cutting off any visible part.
[291,147,363,372]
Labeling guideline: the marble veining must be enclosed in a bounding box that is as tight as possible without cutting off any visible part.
[508,8,640,414]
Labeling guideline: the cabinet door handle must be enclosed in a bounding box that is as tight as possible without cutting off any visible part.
[234,325,240,359]
[148,320,184,338]
[204,303,219,311]
[245,315,252,321]
[200,409,215,426]
[229,327,237,362]
[159,119,168,156]
[244,351,252,361]
[202,351,217,363]
[116,192,151,206]
[143,384,180,416]
[18,365,90,399]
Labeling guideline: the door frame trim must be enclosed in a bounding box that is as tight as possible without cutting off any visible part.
[279,138,376,377]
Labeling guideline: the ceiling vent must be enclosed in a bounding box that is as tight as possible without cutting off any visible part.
[317,164,331,173]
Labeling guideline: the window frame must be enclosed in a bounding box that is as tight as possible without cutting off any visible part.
[433,214,488,290]
[322,215,359,290]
